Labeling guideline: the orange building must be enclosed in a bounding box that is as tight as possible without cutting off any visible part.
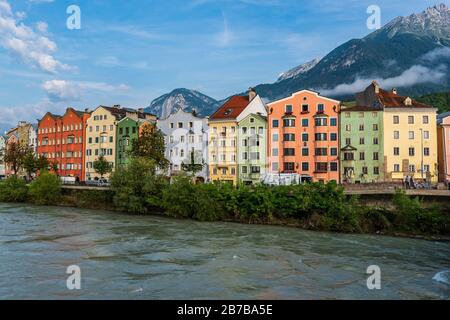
[267,90,341,183]
[37,108,90,182]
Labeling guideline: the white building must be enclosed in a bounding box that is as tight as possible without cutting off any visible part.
[157,109,209,182]
[0,135,6,179]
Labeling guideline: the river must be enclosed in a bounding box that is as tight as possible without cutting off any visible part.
[0,203,449,299]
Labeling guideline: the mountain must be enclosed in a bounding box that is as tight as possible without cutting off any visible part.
[277,58,321,82]
[253,3,450,101]
[145,88,220,119]
[0,122,12,136]
[416,91,450,113]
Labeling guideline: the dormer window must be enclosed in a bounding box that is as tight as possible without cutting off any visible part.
[404,97,412,106]
[285,105,293,113]
[224,109,232,116]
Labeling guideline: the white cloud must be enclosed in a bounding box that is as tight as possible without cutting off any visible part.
[0,0,71,73]
[421,46,450,62]
[36,21,48,33]
[42,80,130,102]
[319,64,447,96]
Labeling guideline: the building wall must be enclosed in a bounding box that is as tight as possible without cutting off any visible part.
[438,116,450,184]
[383,109,438,182]
[84,107,117,181]
[158,110,209,180]
[116,117,139,168]
[208,120,238,184]
[0,136,5,178]
[267,90,340,183]
[237,114,267,184]
[5,134,18,176]
[340,110,384,183]
[37,109,88,180]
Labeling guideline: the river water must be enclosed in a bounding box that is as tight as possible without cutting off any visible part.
[0,203,449,300]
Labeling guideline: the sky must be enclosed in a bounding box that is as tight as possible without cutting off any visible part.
[0,0,449,126]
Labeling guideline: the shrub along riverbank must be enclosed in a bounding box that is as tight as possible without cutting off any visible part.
[0,157,449,238]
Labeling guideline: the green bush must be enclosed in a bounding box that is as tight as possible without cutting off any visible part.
[29,172,61,205]
[0,176,28,202]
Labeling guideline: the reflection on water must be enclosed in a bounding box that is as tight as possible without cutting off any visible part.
[0,203,449,300]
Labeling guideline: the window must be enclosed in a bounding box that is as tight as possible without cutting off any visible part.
[251,166,260,174]
[424,131,430,139]
[423,116,429,124]
[272,163,279,172]
[345,138,351,146]
[302,119,309,127]
[394,147,400,156]
[394,164,400,172]
[359,137,365,145]
[408,116,414,124]
[373,137,379,145]
[302,133,309,142]
[393,116,399,124]
[373,124,378,131]
[345,124,351,131]
[408,164,416,172]
[373,167,379,175]
[302,148,309,156]
[250,152,260,160]
[272,148,278,156]
[242,139,248,147]
[362,167,368,175]
[242,166,248,174]
[330,162,338,172]
[302,105,309,113]
[302,162,309,171]
[178,122,183,128]
[315,133,327,141]
[330,133,337,141]
[284,148,295,156]
[394,131,400,139]
[409,148,415,156]
[424,165,430,173]
[409,131,414,140]
[317,104,324,113]
[373,152,379,160]
[283,119,295,127]
[272,120,279,128]
[330,148,338,156]
[359,124,364,131]
[285,105,293,113]
[315,162,328,172]
[315,118,327,126]
[424,148,430,156]
[330,118,337,126]
[272,134,279,142]
[283,134,295,141]
[315,148,327,156]
[345,112,350,118]
[359,152,365,160]
[284,162,295,171]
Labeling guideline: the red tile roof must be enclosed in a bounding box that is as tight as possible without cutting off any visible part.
[377,89,432,109]
[209,95,250,120]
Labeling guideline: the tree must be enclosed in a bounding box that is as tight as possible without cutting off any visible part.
[93,155,112,178]
[29,172,61,205]
[181,150,205,179]
[36,155,50,172]
[50,161,59,176]
[130,126,169,170]
[22,150,38,181]
[3,142,28,176]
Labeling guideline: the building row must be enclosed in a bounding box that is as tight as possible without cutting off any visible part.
[1,81,449,187]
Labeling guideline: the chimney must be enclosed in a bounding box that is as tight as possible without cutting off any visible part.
[113,104,121,109]
[372,81,380,93]
[248,87,257,101]
[392,88,397,95]
[84,108,90,113]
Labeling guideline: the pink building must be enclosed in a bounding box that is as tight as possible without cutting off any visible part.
[438,112,450,187]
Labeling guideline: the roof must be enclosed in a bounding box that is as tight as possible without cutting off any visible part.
[341,105,382,112]
[377,89,433,109]
[101,106,155,121]
[209,95,250,121]
[437,111,450,125]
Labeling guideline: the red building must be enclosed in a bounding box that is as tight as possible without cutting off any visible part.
[37,108,90,181]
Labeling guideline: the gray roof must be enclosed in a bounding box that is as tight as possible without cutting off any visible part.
[437,111,450,125]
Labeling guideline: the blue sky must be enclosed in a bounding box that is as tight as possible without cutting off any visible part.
[0,0,448,125]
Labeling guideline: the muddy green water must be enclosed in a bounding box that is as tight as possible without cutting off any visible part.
[0,203,449,299]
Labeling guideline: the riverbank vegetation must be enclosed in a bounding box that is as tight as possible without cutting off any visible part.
[0,156,449,237]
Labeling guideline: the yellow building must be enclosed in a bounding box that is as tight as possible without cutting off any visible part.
[356,82,438,183]
[208,89,267,185]
[84,105,154,181]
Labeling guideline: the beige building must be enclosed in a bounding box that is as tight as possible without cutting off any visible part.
[84,106,154,181]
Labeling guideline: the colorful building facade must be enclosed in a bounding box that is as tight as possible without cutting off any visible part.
[340,106,384,183]
[267,90,340,183]
[158,109,209,181]
[237,113,267,185]
[0,135,6,179]
[208,89,267,185]
[437,112,450,186]
[37,108,90,181]
[356,82,438,183]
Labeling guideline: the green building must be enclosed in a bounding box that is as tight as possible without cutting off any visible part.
[116,117,139,168]
[340,106,385,183]
[237,113,267,184]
